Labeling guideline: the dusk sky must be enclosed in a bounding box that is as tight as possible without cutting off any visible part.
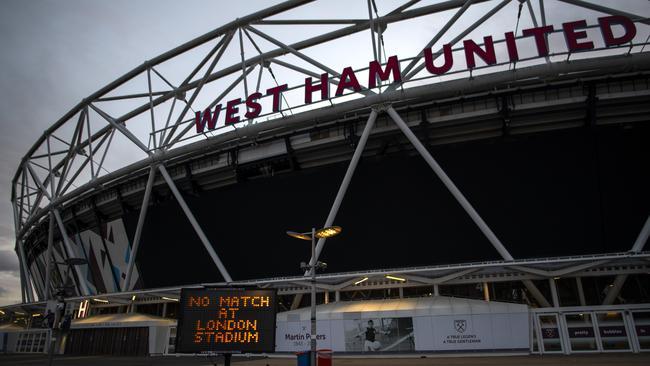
[0,0,288,305]
[1,0,648,306]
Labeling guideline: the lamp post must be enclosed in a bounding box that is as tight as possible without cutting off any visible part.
[286,226,341,366]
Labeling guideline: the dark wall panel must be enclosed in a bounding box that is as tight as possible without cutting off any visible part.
[127,123,650,288]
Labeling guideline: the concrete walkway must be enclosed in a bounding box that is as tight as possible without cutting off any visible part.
[1,354,650,366]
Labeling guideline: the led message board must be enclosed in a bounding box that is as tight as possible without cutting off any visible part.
[176,288,277,354]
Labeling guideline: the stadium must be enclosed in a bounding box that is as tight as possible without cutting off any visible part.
[1,0,650,358]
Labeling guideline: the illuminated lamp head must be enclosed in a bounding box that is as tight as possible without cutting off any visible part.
[286,231,312,241]
[315,226,342,239]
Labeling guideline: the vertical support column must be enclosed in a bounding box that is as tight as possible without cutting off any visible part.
[18,257,27,303]
[85,107,95,177]
[45,135,56,300]
[324,291,329,304]
[52,209,90,296]
[576,277,586,306]
[559,313,571,355]
[483,282,490,302]
[311,109,378,268]
[539,0,547,30]
[17,244,33,302]
[335,291,341,302]
[123,166,157,291]
[549,279,560,308]
[91,202,121,291]
[625,311,641,353]
[592,310,604,352]
[399,287,404,299]
[433,284,440,297]
[162,302,168,318]
[147,68,157,150]
[158,165,233,283]
[44,212,55,300]
[12,198,26,303]
[238,28,249,98]
[366,0,379,62]
[529,313,536,353]
[17,241,35,302]
[310,228,317,366]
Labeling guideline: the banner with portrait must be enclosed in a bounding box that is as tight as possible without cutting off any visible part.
[275,312,528,352]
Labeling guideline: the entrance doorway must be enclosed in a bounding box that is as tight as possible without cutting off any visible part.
[532,305,650,354]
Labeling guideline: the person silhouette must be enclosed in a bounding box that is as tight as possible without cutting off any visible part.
[363,320,385,351]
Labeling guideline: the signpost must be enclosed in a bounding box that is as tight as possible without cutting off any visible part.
[176,288,277,364]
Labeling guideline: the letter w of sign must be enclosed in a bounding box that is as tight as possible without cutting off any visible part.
[195,107,220,133]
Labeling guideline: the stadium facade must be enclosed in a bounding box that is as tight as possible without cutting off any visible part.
[2,0,650,357]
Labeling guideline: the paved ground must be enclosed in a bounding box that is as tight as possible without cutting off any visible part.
[1,353,649,366]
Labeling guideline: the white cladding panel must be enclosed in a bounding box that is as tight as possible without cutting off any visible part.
[275,297,529,352]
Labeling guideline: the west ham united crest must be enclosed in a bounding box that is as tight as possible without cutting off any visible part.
[454,320,467,333]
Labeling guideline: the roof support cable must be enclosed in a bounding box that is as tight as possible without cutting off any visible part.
[242,27,294,116]
[509,0,526,71]
[371,0,388,63]
[267,64,294,117]
[638,32,650,54]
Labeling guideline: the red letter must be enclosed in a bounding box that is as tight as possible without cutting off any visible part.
[225,98,241,125]
[463,36,496,69]
[563,20,594,52]
[424,44,453,75]
[266,84,288,112]
[504,32,519,62]
[368,55,401,88]
[599,15,636,47]
[195,107,221,133]
[522,25,554,56]
[335,67,362,96]
[245,92,262,119]
[305,73,329,104]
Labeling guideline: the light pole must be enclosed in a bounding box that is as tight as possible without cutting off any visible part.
[286,226,341,366]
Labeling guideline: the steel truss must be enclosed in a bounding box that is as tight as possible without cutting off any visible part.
[2,251,648,315]
[10,0,650,304]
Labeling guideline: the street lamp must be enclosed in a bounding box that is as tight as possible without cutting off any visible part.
[286,226,342,366]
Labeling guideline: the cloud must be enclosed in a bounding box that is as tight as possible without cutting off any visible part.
[0,250,19,272]
[0,271,22,306]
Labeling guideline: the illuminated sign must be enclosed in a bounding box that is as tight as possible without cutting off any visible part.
[175,288,277,354]
[76,300,90,318]
[195,15,637,134]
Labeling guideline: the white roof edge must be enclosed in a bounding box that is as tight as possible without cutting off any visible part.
[277,296,529,321]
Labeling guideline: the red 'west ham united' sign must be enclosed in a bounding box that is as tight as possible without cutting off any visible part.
[195,15,637,134]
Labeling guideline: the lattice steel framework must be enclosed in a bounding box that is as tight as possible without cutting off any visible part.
[10,0,650,304]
